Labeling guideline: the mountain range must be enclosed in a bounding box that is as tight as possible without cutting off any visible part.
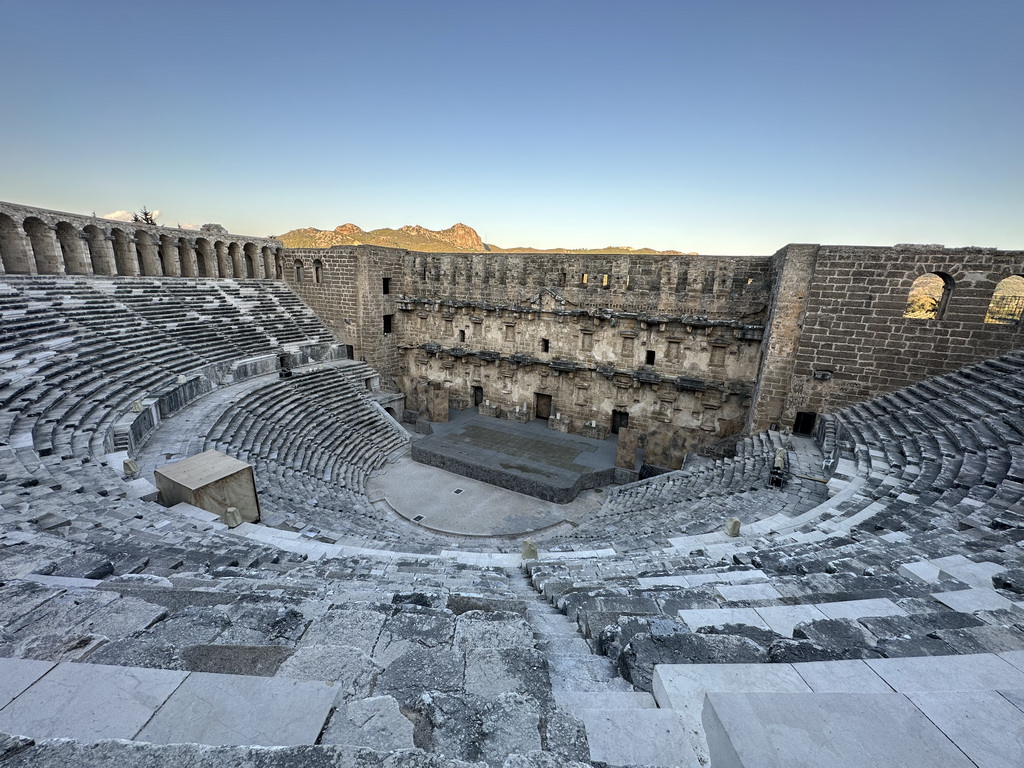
[276,222,690,255]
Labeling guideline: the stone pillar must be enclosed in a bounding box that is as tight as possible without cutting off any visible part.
[232,245,245,277]
[67,233,94,275]
[747,244,819,432]
[124,238,142,276]
[91,235,117,276]
[160,239,181,276]
[0,226,36,274]
[216,243,232,277]
[179,241,198,277]
[31,225,65,275]
[263,249,274,279]
[136,238,161,276]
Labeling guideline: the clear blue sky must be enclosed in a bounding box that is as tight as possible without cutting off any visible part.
[2,0,1021,254]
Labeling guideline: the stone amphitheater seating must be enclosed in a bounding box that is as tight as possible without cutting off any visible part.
[1,274,1023,766]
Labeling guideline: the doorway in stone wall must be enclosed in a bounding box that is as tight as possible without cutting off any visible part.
[535,393,552,420]
[611,409,629,434]
[472,386,484,407]
[793,411,816,436]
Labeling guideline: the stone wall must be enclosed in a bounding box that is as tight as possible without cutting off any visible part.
[0,200,283,279]
[284,245,772,468]
[750,243,1024,430]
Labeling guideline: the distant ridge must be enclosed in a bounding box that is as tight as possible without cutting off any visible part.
[277,223,690,255]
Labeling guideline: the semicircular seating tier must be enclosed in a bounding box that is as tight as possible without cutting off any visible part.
[2,273,1024,766]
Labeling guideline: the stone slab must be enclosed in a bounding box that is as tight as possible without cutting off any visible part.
[866,653,1024,692]
[898,560,943,584]
[553,690,658,713]
[687,570,768,587]
[652,663,810,712]
[0,662,187,741]
[999,649,1024,672]
[792,659,894,693]
[678,607,770,632]
[21,573,102,589]
[931,555,1007,589]
[931,588,1016,614]
[703,691,974,768]
[575,707,702,768]
[754,604,828,637]
[815,597,907,621]
[319,695,414,751]
[715,583,781,602]
[0,658,54,709]
[136,671,336,746]
[908,690,1024,768]
[1001,689,1024,714]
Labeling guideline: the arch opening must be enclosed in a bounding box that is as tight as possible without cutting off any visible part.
[904,272,953,320]
[986,275,1024,325]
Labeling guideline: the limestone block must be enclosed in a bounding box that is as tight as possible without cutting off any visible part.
[0,658,54,709]
[908,690,1024,767]
[898,560,943,584]
[320,695,414,750]
[136,671,336,747]
[703,691,974,768]
[154,449,260,524]
[0,661,187,741]
[931,588,1016,614]
[865,653,1024,692]
[724,517,741,537]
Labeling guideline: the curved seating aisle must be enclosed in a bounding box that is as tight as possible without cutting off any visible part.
[3,270,1024,766]
[518,350,1024,764]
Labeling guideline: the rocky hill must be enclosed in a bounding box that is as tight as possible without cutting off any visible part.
[277,222,689,255]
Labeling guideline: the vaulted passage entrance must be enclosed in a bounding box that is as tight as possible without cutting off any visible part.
[535,393,552,420]
[611,409,629,434]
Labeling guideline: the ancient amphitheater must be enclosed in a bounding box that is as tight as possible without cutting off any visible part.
[1,199,1023,767]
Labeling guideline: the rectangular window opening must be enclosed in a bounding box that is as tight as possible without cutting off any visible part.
[645,349,656,366]
[383,314,393,334]
[541,338,550,353]
[382,277,391,294]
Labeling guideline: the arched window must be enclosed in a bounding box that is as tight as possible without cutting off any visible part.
[313,259,323,284]
[245,253,255,278]
[294,259,304,282]
[985,275,1024,325]
[904,272,953,320]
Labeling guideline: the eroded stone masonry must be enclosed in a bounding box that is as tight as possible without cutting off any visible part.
[2,200,1022,468]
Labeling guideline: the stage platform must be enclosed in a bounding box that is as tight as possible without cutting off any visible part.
[409,409,619,503]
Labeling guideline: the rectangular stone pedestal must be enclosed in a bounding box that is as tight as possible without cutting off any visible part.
[155,450,260,524]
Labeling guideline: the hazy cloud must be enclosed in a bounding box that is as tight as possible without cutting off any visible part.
[101,209,162,222]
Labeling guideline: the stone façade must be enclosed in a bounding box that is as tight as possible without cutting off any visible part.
[2,200,1021,469]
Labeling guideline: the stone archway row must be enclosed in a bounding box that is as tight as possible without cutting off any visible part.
[0,201,285,279]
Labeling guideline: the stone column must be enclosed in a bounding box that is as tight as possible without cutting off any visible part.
[32,225,65,275]
[231,245,244,277]
[136,238,161,276]
[160,239,181,276]
[67,233,94,275]
[0,226,36,274]
[91,235,117,275]
[121,238,141,276]
[216,243,232,277]
[179,240,199,277]
[262,249,274,279]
